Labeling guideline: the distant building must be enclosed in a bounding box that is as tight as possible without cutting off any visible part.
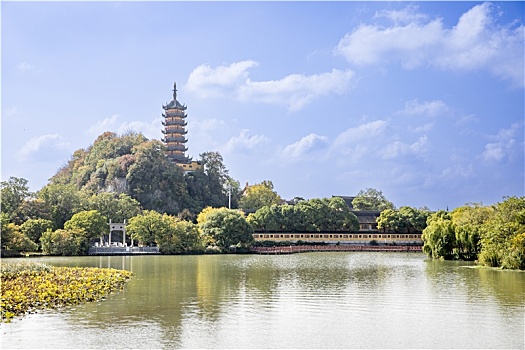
[333,195,357,209]
[161,82,202,172]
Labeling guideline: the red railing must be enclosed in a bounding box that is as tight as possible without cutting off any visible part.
[251,245,422,254]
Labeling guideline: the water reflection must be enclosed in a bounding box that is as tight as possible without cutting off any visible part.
[2,253,524,349]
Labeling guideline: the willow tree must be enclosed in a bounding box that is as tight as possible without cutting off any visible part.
[422,210,455,260]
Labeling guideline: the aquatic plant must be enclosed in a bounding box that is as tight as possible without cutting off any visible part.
[0,262,132,322]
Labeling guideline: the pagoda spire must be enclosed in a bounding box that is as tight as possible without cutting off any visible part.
[160,82,202,172]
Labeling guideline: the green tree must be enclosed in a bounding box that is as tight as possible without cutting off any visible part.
[201,151,232,206]
[41,229,87,256]
[37,183,86,229]
[15,198,53,223]
[20,218,53,245]
[422,210,456,260]
[1,215,38,253]
[451,203,492,260]
[126,140,189,215]
[478,196,525,269]
[64,210,107,241]
[199,208,253,250]
[377,208,403,232]
[239,181,282,211]
[247,197,359,233]
[1,177,32,223]
[352,188,394,211]
[127,210,170,246]
[88,192,141,222]
[155,217,203,254]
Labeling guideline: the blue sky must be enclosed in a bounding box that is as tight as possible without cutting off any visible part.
[2,1,524,211]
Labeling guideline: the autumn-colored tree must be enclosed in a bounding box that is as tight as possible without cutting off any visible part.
[239,181,281,211]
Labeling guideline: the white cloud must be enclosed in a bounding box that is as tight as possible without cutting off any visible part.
[186,60,258,98]
[456,114,480,126]
[492,122,522,141]
[16,62,34,71]
[440,163,475,179]
[3,106,18,118]
[87,114,162,140]
[186,60,355,111]
[332,120,388,149]
[412,123,434,133]
[336,2,524,86]
[328,120,389,164]
[118,118,162,141]
[222,129,271,154]
[335,19,443,67]
[374,6,428,25]
[482,142,507,161]
[238,69,355,112]
[382,135,429,159]
[189,118,225,133]
[481,122,522,162]
[281,134,329,158]
[399,99,449,116]
[16,134,70,161]
[87,114,120,135]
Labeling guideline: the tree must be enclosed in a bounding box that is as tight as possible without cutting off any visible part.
[239,181,282,211]
[127,210,170,246]
[88,192,141,222]
[64,210,107,241]
[1,177,32,223]
[478,196,525,269]
[126,140,190,215]
[422,210,456,260]
[37,183,86,229]
[154,217,203,254]
[352,188,394,211]
[199,208,253,250]
[41,229,87,256]
[171,219,203,252]
[185,151,238,212]
[377,209,403,232]
[1,214,38,253]
[322,197,359,232]
[15,198,53,223]
[451,203,492,260]
[247,197,359,233]
[20,218,54,245]
[126,210,204,253]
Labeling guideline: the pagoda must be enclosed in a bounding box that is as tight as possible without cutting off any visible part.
[161,82,201,171]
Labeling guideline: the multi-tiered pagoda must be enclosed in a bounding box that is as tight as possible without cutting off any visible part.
[161,82,201,171]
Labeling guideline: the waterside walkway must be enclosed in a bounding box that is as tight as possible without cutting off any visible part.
[251,245,422,255]
[88,246,160,255]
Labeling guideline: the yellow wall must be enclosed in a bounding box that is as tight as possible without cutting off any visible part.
[177,161,202,171]
[253,232,422,244]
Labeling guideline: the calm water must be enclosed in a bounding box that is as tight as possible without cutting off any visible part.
[1,253,524,349]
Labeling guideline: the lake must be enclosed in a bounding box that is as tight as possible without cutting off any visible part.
[1,253,524,349]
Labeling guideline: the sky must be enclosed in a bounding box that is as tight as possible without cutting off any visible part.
[2,1,524,211]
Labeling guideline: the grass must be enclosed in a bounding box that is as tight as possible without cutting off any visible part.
[1,262,132,322]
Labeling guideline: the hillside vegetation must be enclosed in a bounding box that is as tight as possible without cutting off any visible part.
[48,131,239,216]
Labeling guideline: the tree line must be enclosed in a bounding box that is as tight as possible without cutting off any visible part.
[1,131,524,269]
[247,197,360,232]
[421,197,525,269]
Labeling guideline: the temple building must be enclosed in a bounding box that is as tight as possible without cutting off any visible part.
[161,82,202,171]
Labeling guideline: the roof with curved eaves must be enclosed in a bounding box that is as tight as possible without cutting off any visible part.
[163,99,187,110]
